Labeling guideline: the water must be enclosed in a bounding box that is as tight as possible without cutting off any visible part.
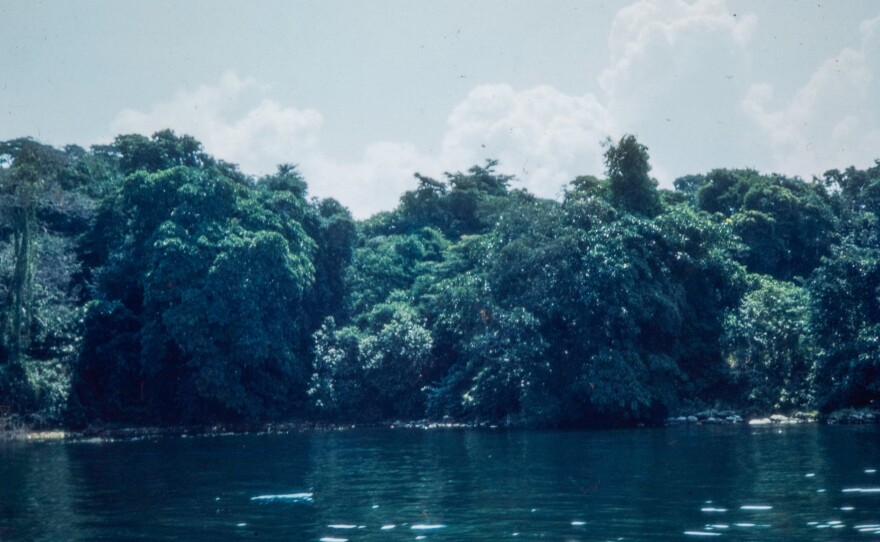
[1,424,879,540]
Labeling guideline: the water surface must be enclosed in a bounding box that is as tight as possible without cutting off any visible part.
[2,424,879,540]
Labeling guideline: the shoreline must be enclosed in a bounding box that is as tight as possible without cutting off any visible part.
[4,407,879,444]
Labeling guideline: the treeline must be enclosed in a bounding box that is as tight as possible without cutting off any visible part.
[0,131,878,429]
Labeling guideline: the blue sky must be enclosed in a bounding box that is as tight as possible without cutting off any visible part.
[2,0,879,216]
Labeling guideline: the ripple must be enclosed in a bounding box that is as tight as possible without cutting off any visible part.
[250,492,313,502]
[412,524,446,530]
[842,487,880,493]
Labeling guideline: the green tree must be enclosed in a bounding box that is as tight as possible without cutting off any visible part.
[309,299,434,421]
[458,307,553,424]
[605,135,661,217]
[74,156,320,423]
[693,169,837,280]
[113,130,212,175]
[809,242,880,410]
[723,276,813,411]
[347,228,447,316]
[0,139,104,424]
[0,141,68,368]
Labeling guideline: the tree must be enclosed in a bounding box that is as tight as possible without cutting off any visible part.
[0,139,93,423]
[308,300,434,421]
[693,169,837,280]
[347,228,447,316]
[809,242,880,410]
[604,135,661,217]
[723,276,813,411]
[458,307,552,424]
[113,130,212,175]
[0,141,61,368]
[73,158,320,423]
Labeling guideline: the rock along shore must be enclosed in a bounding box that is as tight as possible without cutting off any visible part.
[665,407,880,427]
[4,407,880,443]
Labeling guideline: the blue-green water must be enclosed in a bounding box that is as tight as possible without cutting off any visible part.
[2,425,879,540]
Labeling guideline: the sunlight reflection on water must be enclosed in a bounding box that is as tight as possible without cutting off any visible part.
[1,424,879,540]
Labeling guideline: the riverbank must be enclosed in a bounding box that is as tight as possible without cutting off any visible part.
[4,407,879,443]
[666,406,880,426]
[665,409,815,426]
[2,419,483,443]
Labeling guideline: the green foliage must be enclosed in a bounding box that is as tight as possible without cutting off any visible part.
[309,300,433,421]
[672,173,705,201]
[347,228,447,316]
[113,130,213,175]
[693,168,838,280]
[1,130,878,430]
[652,205,748,398]
[0,140,86,423]
[72,144,323,423]
[302,197,357,327]
[366,159,516,239]
[459,308,553,424]
[556,216,687,423]
[723,275,813,411]
[418,193,743,426]
[809,242,880,410]
[71,300,141,423]
[605,135,661,217]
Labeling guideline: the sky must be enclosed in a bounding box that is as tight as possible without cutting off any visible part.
[1,1,879,217]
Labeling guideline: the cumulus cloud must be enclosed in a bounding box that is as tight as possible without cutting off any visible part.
[743,15,880,178]
[110,72,426,217]
[601,0,755,99]
[111,72,324,177]
[305,142,439,217]
[111,2,878,217]
[599,0,759,181]
[440,84,613,198]
[109,1,772,216]
[110,75,617,217]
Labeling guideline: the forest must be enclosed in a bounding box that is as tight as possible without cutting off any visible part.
[0,130,878,430]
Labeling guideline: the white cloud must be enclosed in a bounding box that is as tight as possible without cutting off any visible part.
[110,75,616,217]
[112,2,880,218]
[599,0,759,182]
[111,71,422,217]
[108,1,768,217]
[440,84,613,198]
[601,0,755,99]
[304,142,438,217]
[111,71,324,177]
[743,15,880,178]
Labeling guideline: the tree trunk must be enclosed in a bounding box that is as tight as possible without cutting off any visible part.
[2,190,35,368]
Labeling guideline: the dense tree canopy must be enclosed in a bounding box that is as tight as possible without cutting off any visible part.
[0,131,875,429]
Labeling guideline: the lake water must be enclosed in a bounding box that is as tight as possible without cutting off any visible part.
[2,424,879,541]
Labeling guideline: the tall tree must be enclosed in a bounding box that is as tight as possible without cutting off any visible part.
[605,135,661,217]
[0,141,66,367]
